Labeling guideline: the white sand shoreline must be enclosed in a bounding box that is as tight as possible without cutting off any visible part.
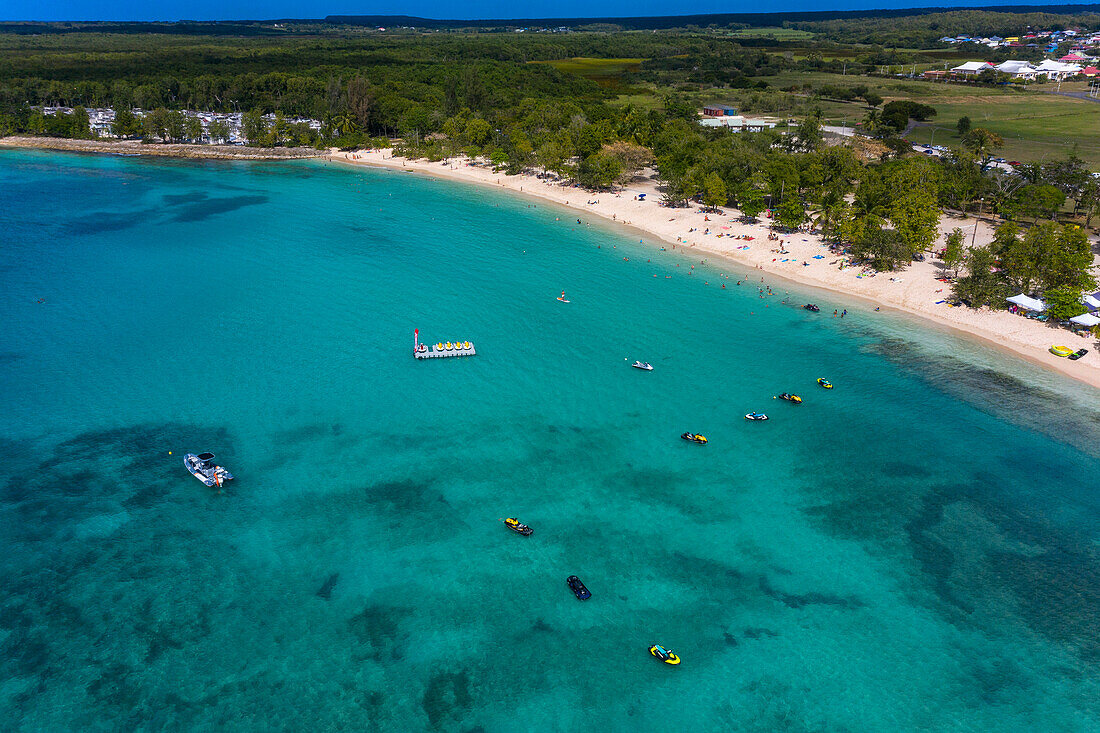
[329,148,1100,391]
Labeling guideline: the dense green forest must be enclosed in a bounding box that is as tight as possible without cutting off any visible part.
[0,16,1096,313]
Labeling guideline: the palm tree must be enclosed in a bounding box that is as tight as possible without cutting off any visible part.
[808,186,845,238]
[332,112,357,137]
[862,109,881,137]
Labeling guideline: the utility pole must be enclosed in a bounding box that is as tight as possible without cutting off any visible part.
[971,198,984,247]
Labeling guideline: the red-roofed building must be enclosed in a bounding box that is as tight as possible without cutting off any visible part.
[1080,66,1100,77]
[1060,53,1091,62]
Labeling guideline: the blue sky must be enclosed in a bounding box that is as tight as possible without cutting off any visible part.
[2,1,1037,22]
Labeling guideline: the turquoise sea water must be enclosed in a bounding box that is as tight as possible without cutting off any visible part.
[1,149,1099,732]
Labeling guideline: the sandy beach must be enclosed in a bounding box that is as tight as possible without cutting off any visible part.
[330,147,1100,389]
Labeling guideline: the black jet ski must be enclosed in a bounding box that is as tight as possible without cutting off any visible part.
[680,432,708,444]
[775,393,803,404]
[803,304,820,312]
[567,575,591,600]
[1069,348,1089,361]
[504,517,533,536]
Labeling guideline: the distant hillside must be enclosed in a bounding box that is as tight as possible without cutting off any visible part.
[325,5,1100,30]
[2,5,1100,35]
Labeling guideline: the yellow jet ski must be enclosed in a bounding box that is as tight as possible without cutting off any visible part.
[649,644,681,665]
[817,378,833,389]
[680,432,707,444]
[776,393,803,404]
[504,517,533,536]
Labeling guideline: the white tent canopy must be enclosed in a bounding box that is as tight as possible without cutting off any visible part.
[1070,313,1100,326]
[1007,294,1046,311]
[1084,292,1100,311]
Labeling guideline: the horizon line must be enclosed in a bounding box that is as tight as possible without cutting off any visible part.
[4,3,1100,25]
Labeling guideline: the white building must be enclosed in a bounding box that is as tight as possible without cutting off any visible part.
[1033,59,1083,80]
[699,115,776,132]
[994,60,1039,79]
[37,106,321,144]
[950,61,994,76]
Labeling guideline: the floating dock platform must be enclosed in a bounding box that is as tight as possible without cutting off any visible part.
[413,330,476,359]
[415,343,476,359]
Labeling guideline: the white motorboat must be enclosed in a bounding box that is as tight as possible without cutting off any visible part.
[184,452,234,488]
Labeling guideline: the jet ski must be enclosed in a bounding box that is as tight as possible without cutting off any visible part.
[631,361,654,371]
[803,304,820,312]
[1068,348,1089,361]
[817,378,833,389]
[184,452,234,488]
[776,393,803,404]
[744,412,768,421]
[567,575,591,600]
[504,517,533,536]
[680,432,708,444]
[649,644,681,665]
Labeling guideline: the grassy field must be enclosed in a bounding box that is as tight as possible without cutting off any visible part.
[753,72,1100,165]
[615,69,1100,166]
[725,27,815,40]
[610,89,664,111]
[905,96,1100,166]
[534,57,644,87]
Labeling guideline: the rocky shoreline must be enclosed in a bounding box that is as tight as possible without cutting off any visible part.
[0,136,322,160]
